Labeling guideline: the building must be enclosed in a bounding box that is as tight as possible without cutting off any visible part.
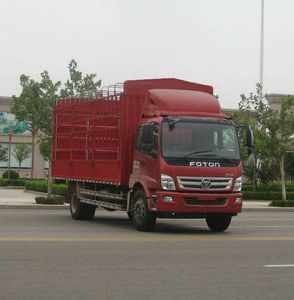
[0,96,47,178]
[223,93,292,117]
[266,93,292,111]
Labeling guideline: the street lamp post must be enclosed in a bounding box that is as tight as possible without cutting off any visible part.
[8,126,13,179]
[260,0,265,89]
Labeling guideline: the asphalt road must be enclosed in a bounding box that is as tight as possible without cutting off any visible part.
[0,209,294,300]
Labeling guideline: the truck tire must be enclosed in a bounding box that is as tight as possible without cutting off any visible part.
[131,189,156,231]
[69,184,96,220]
[206,214,232,232]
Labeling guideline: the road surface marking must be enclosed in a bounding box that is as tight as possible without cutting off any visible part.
[0,236,294,242]
[236,219,294,221]
[231,226,294,228]
[264,264,294,268]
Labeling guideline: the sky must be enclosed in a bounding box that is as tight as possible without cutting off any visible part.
[0,0,294,108]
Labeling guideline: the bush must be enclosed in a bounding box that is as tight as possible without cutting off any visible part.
[25,180,68,196]
[243,191,294,200]
[265,183,294,192]
[270,200,294,207]
[241,184,294,192]
[35,196,65,205]
[242,185,252,192]
[25,180,47,193]
[52,184,68,197]
[2,170,19,179]
[0,178,26,186]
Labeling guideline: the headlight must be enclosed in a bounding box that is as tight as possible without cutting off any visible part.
[233,176,242,192]
[161,174,176,190]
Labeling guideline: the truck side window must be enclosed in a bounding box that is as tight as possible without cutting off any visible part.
[135,126,143,150]
[135,123,158,157]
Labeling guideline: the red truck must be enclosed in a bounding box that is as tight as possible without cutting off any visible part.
[52,78,252,232]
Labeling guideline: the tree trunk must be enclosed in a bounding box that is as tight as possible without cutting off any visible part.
[280,155,287,201]
[47,160,52,198]
[31,133,35,179]
[252,155,257,191]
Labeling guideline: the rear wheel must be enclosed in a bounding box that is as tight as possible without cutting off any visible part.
[206,214,232,232]
[131,189,156,231]
[69,183,96,220]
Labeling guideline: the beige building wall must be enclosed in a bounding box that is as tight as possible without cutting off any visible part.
[266,93,292,110]
[223,93,293,116]
[0,96,46,178]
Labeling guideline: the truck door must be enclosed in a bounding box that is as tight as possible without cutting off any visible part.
[132,122,159,191]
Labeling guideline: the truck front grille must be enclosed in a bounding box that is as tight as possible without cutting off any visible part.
[184,198,227,206]
[177,176,232,191]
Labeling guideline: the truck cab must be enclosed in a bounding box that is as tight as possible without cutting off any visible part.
[129,88,250,231]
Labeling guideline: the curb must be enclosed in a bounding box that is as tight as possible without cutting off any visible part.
[0,204,69,210]
[0,186,25,190]
[243,207,294,213]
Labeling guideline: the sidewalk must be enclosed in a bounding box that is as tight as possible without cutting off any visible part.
[0,187,68,209]
[0,187,293,211]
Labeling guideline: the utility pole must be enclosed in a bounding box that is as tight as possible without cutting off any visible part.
[260,0,265,89]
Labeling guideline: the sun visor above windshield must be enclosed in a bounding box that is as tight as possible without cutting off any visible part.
[142,89,226,118]
[124,78,213,95]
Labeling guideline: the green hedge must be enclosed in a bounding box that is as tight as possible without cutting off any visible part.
[25,180,68,196]
[270,200,294,207]
[243,191,294,200]
[35,196,65,205]
[25,180,47,192]
[0,178,26,186]
[242,185,294,192]
[52,184,68,197]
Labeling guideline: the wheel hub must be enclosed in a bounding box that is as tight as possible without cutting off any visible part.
[133,199,145,223]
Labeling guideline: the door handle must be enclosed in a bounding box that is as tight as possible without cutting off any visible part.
[140,160,145,166]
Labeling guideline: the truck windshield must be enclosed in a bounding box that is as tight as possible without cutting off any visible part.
[162,119,240,162]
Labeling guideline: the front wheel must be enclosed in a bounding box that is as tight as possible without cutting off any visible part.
[69,183,96,220]
[206,214,232,232]
[130,189,156,231]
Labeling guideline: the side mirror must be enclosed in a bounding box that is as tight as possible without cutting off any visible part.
[246,127,253,155]
[141,124,153,144]
[141,124,158,158]
[236,125,254,156]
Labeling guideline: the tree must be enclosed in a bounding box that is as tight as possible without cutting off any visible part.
[285,153,294,182]
[238,138,279,191]
[0,144,8,162]
[12,144,31,171]
[11,73,60,179]
[60,59,101,97]
[273,96,294,200]
[44,60,101,198]
[13,59,101,198]
[38,136,52,195]
[256,158,280,191]
[238,84,294,200]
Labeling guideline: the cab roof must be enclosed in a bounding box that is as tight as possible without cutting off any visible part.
[143,89,226,119]
[124,78,213,95]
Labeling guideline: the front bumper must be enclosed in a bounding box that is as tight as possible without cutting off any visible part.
[154,191,242,214]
